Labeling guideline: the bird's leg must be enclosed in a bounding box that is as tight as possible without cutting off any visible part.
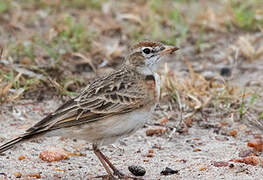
[97,149,125,177]
[93,145,115,179]
[92,144,124,178]
[93,144,144,180]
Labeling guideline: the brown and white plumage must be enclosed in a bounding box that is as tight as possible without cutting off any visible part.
[0,41,178,179]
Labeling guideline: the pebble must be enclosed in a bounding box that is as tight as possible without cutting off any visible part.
[212,161,229,167]
[247,139,263,152]
[27,173,41,178]
[220,67,231,77]
[18,155,26,160]
[39,147,69,162]
[160,167,179,176]
[229,163,235,168]
[146,128,167,136]
[14,172,22,178]
[128,165,146,176]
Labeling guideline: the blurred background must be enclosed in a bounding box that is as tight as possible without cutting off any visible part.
[0,0,263,179]
[0,0,262,98]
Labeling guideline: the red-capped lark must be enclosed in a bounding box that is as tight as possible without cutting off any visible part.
[0,41,178,179]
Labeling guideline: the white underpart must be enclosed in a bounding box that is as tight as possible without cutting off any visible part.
[46,108,151,147]
[95,109,151,146]
[137,66,160,101]
[154,72,161,101]
[146,55,161,101]
[137,53,161,101]
[137,66,152,75]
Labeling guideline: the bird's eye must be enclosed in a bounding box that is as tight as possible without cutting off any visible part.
[143,48,151,54]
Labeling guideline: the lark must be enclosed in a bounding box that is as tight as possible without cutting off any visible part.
[0,41,178,179]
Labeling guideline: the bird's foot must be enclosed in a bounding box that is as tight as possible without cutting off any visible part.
[95,173,144,180]
[94,174,116,180]
[113,170,144,180]
[113,169,125,177]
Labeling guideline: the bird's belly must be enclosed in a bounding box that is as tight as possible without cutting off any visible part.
[48,107,153,146]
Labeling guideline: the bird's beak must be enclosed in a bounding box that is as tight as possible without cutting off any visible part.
[160,46,179,56]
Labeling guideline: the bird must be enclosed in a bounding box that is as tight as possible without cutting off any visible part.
[0,41,178,179]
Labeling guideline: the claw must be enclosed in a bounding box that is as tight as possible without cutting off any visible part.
[113,169,125,177]
[94,174,116,180]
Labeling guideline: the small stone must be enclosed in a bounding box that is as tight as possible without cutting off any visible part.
[193,148,201,152]
[14,172,22,178]
[53,168,65,172]
[27,173,41,178]
[231,156,259,166]
[146,128,167,136]
[247,139,263,152]
[199,166,207,171]
[128,165,146,176]
[229,163,234,168]
[229,130,237,137]
[148,149,154,153]
[39,147,69,162]
[18,155,25,161]
[160,167,178,176]
[146,153,153,158]
[220,67,231,77]
[212,161,229,167]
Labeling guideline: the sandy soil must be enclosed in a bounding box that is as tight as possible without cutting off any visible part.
[0,96,263,180]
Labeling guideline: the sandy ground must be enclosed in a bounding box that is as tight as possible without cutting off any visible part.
[0,97,263,180]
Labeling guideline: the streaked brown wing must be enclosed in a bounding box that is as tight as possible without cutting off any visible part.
[24,67,146,137]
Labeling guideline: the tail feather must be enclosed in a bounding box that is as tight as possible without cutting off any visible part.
[0,137,23,154]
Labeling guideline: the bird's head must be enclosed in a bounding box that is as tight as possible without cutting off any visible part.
[126,41,179,75]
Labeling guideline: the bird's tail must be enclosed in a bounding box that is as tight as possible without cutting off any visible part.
[0,136,24,154]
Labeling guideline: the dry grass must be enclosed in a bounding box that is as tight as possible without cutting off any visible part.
[162,60,263,130]
[0,0,262,127]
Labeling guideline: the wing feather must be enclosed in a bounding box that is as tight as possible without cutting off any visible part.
[23,67,146,138]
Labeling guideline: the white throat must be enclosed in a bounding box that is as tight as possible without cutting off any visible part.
[154,72,161,101]
[137,66,161,101]
[136,66,153,76]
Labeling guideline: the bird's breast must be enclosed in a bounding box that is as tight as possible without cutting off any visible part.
[144,73,160,102]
